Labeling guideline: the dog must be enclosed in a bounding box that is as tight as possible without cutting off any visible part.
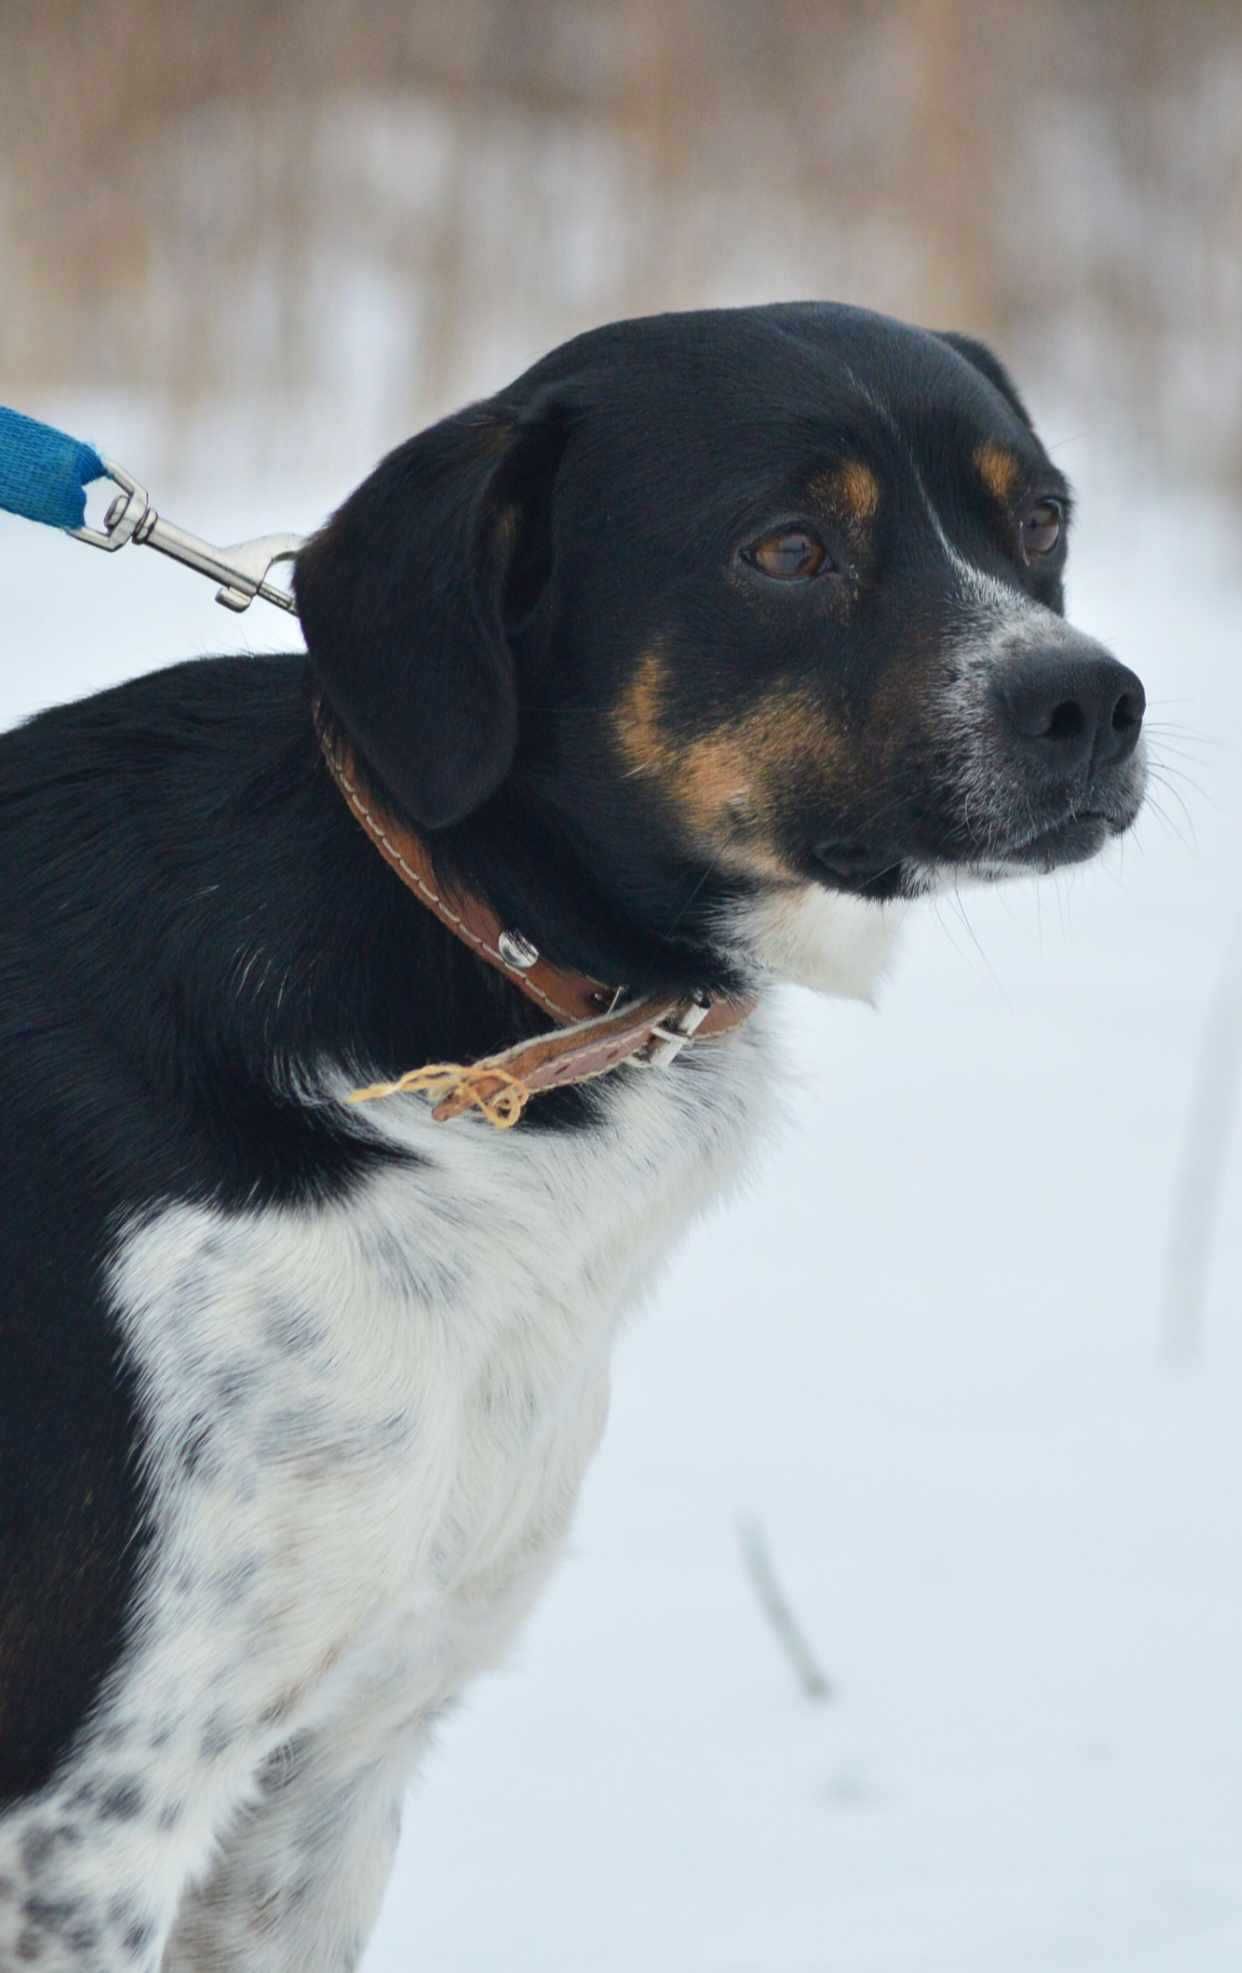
[0,303,1145,1970]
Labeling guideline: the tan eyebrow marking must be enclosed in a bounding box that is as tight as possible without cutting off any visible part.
[809,460,880,525]
[974,439,1021,504]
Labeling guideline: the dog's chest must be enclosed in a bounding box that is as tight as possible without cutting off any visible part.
[110,1031,771,1733]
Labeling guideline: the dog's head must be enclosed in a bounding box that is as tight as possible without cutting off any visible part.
[297,304,1145,995]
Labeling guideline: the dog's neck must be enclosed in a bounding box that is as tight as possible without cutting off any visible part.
[309,694,761,1009]
[306,704,760,1125]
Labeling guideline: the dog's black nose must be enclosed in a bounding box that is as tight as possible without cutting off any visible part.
[993,649,1146,771]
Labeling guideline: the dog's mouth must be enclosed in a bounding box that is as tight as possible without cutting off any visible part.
[994,809,1121,870]
[808,791,1143,899]
[972,772,1146,874]
[808,841,909,900]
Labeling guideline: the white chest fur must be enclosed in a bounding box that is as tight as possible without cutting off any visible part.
[105,1017,776,1757]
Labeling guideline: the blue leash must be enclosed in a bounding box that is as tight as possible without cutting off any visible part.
[0,402,302,615]
[0,405,106,530]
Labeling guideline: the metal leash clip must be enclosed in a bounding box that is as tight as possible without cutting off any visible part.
[69,458,303,615]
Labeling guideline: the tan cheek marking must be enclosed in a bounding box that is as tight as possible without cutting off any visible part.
[676,726,757,839]
[677,720,804,881]
[614,652,842,880]
[975,439,1020,504]
[614,648,671,784]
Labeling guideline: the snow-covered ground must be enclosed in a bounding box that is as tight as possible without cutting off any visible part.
[4,406,1241,1970]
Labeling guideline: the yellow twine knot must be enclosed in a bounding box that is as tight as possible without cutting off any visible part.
[347,1061,531,1129]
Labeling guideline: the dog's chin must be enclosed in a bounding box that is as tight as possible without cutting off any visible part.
[723,779,1141,994]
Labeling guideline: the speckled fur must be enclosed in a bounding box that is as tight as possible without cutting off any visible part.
[0,989,858,1971]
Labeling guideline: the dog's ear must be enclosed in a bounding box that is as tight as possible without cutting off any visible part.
[296,395,571,830]
[936,332,1034,432]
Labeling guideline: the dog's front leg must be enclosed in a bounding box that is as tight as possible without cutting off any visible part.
[161,1720,418,1973]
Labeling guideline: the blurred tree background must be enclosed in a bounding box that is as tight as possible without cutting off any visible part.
[3,0,1239,481]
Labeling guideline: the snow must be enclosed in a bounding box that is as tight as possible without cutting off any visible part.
[3,407,1241,1969]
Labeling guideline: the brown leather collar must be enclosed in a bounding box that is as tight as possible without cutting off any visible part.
[318,726,757,1127]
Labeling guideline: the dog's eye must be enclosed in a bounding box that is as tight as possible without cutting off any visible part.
[1021,498,1064,561]
[743,528,829,582]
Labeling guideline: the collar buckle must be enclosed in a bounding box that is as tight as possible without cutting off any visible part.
[633,991,713,1069]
